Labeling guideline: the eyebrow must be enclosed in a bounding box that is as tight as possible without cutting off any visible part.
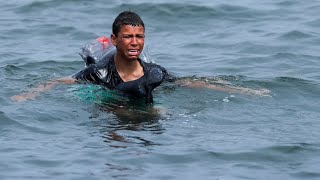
[122,34,145,36]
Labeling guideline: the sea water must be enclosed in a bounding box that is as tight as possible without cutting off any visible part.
[1,0,320,179]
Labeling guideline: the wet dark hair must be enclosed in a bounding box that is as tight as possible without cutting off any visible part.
[112,11,145,37]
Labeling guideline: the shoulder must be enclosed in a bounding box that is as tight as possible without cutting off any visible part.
[141,60,176,83]
[140,60,166,73]
[74,54,115,81]
[139,60,169,86]
[141,61,166,76]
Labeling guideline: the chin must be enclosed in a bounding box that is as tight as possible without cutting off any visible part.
[126,54,141,60]
[127,56,139,61]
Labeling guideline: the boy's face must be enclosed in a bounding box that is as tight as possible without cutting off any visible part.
[111,25,145,61]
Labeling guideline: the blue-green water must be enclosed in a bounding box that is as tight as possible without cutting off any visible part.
[1,0,320,179]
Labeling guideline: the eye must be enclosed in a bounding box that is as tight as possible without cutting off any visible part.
[123,35,132,39]
[136,35,145,39]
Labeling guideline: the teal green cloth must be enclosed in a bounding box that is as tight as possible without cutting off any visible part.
[74,85,153,110]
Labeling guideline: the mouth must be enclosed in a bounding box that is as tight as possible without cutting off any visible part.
[127,49,140,56]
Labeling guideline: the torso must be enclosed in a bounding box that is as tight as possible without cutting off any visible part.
[110,57,148,97]
[74,53,169,98]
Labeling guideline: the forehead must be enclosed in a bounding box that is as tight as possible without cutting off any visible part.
[119,25,145,34]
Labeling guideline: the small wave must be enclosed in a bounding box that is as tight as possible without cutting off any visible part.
[23,158,64,168]
[208,150,282,162]
[10,60,79,69]
[3,60,80,83]
[267,52,320,72]
[305,18,320,28]
[33,23,96,40]
[36,24,77,35]
[3,64,22,73]
[119,3,217,17]
[15,0,90,13]
[208,143,318,162]
[0,110,57,135]
[275,0,299,7]
[117,3,265,22]
[268,77,320,99]
[274,76,316,85]
[0,111,20,127]
[278,30,314,40]
[260,143,317,154]
[292,171,320,179]
[272,52,298,58]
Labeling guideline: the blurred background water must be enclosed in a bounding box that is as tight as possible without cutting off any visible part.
[1,0,320,179]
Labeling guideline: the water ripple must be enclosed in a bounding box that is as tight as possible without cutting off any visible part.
[15,0,91,14]
[1,0,320,179]
[118,2,267,22]
[278,30,314,40]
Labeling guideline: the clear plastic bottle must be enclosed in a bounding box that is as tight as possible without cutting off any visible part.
[79,36,154,67]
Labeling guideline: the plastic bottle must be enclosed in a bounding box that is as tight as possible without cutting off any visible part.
[79,36,154,67]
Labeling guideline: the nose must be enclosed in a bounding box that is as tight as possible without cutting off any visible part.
[130,37,138,46]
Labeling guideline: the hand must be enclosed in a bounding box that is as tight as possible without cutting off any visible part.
[10,76,76,102]
[10,93,35,102]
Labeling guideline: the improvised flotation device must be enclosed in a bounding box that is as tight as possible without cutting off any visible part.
[79,36,154,67]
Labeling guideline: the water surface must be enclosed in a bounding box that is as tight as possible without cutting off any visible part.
[1,0,320,179]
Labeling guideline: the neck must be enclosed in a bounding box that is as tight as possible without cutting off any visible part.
[114,53,139,72]
[114,53,144,82]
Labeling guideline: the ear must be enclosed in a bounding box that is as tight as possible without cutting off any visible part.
[110,34,117,47]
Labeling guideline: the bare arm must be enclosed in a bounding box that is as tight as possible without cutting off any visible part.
[10,76,77,102]
[176,78,270,96]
